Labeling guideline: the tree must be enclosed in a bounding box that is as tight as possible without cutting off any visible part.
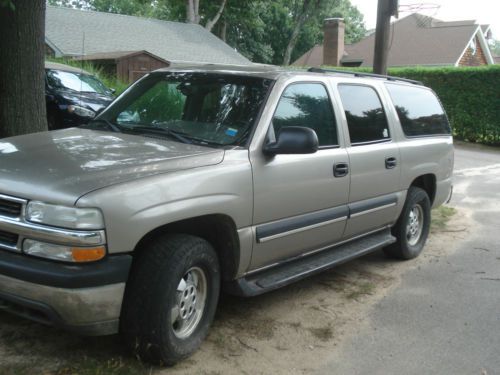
[291,0,366,65]
[46,0,366,66]
[216,1,275,63]
[48,0,154,16]
[282,0,325,66]
[165,0,227,31]
[0,0,48,138]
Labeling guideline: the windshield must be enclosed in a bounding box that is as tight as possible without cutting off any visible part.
[46,69,111,95]
[95,72,272,147]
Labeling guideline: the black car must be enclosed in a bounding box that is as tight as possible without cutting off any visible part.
[45,62,115,130]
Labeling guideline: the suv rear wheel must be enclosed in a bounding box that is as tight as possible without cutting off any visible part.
[384,186,431,260]
[121,234,220,365]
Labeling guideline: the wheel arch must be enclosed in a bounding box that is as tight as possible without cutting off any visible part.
[132,214,241,281]
[409,174,436,204]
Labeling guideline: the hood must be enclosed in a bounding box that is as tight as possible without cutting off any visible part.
[0,128,224,205]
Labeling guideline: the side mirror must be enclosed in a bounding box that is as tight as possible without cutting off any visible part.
[263,126,319,156]
[110,88,116,94]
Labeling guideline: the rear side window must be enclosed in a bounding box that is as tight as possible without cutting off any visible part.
[338,84,390,145]
[385,83,451,137]
[272,83,338,146]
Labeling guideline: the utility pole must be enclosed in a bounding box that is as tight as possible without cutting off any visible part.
[373,0,398,75]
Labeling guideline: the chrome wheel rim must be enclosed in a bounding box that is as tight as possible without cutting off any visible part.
[171,267,207,339]
[406,204,424,246]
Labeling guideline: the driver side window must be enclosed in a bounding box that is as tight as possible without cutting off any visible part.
[271,83,338,147]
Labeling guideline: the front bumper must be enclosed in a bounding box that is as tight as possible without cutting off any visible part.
[0,251,132,335]
[0,192,131,335]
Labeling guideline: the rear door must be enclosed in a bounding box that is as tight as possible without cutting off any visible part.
[249,81,350,270]
[336,83,402,238]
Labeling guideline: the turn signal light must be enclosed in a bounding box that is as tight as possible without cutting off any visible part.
[71,246,106,262]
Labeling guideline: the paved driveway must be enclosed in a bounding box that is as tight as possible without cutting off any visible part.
[317,143,500,374]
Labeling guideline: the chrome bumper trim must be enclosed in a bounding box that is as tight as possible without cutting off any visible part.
[0,214,106,248]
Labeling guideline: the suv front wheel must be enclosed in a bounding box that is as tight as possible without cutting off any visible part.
[121,234,220,365]
[385,186,431,260]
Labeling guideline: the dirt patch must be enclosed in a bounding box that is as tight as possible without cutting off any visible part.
[0,206,469,375]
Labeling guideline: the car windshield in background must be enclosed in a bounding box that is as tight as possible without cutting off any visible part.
[46,70,111,95]
[96,72,272,147]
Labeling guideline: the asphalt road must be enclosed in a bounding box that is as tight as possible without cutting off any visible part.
[317,143,500,375]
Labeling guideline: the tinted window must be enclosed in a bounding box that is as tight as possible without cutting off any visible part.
[272,83,337,146]
[385,83,451,136]
[338,85,390,144]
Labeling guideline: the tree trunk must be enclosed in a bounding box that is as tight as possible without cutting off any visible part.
[0,1,47,138]
[219,20,227,42]
[186,0,200,24]
[205,0,227,32]
[282,12,308,66]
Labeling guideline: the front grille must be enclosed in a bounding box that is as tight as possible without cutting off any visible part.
[0,197,22,218]
[0,229,18,247]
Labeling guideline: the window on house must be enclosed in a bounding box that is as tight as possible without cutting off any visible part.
[338,84,390,144]
[271,83,338,147]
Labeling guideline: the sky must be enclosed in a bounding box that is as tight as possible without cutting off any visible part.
[349,0,500,38]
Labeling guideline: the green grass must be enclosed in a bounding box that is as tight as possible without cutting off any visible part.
[431,206,457,231]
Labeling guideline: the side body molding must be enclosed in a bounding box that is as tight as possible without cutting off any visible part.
[254,192,401,245]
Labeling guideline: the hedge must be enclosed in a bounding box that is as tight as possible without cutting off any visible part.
[320,65,500,145]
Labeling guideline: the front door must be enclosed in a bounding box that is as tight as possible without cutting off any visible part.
[249,82,350,270]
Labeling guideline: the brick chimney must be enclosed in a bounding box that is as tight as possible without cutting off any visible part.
[323,18,345,66]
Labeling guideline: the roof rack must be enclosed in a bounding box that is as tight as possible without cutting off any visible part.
[307,67,423,85]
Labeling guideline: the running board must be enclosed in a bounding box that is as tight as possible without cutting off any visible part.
[225,229,396,297]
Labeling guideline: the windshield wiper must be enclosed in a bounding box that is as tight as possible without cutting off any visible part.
[85,118,123,133]
[126,126,194,144]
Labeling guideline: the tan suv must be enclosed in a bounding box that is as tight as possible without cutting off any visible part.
[0,65,453,365]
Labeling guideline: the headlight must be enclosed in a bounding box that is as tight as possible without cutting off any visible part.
[23,239,106,262]
[67,105,95,118]
[26,201,105,230]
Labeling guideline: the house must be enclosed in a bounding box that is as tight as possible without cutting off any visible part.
[293,13,495,67]
[45,6,251,82]
[73,51,171,83]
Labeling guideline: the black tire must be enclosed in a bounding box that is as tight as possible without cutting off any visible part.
[120,234,220,365]
[384,186,431,260]
[47,110,58,130]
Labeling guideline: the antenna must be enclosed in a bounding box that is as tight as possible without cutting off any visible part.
[398,3,440,18]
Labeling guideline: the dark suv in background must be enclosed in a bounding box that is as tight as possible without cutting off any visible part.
[45,61,115,129]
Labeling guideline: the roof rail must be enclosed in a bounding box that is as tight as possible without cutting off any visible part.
[307,67,423,85]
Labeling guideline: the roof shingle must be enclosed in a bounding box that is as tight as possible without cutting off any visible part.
[293,13,485,67]
[46,6,251,66]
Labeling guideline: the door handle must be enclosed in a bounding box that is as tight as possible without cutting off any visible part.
[385,157,397,169]
[334,162,349,177]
